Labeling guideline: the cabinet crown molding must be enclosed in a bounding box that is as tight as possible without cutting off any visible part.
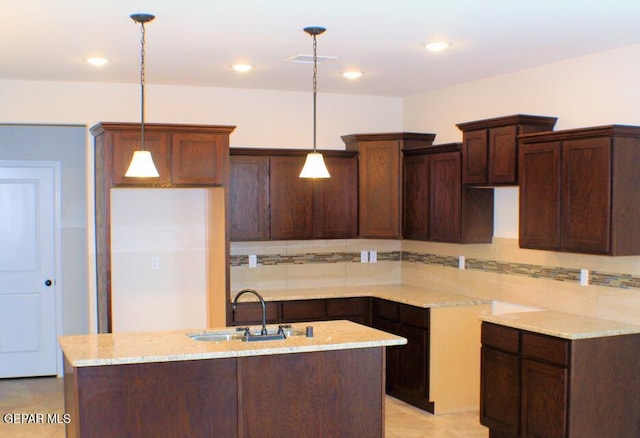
[456,114,557,131]
[90,122,236,136]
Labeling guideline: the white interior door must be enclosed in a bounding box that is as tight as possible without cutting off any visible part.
[0,163,58,378]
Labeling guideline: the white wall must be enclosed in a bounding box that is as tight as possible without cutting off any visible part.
[110,188,208,332]
[403,43,640,238]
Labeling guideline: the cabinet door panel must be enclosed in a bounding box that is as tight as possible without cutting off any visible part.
[403,154,430,240]
[171,132,227,185]
[480,347,520,436]
[270,156,314,239]
[490,125,517,184]
[561,138,611,254]
[429,152,461,242]
[313,156,358,238]
[462,130,488,184]
[372,316,400,392]
[358,141,401,237]
[398,323,428,401]
[111,131,171,185]
[229,155,269,240]
[521,359,568,438]
[519,142,561,250]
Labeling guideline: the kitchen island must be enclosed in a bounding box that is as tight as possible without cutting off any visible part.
[59,320,406,438]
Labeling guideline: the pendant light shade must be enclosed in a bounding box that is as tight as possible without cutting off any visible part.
[299,26,330,179]
[299,152,330,178]
[125,150,160,177]
[126,13,159,178]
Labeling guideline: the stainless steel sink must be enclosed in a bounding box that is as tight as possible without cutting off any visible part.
[188,326,305,342]
[189,331,244,342]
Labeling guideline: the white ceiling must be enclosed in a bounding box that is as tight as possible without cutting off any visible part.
[2,0,640,97]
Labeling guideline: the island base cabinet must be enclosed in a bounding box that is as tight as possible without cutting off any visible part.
[64,357,238,438]
[64,347,385,438]
[238,348,384,438]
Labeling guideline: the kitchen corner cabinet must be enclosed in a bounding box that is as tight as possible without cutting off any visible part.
[518,125,640,255]
[403,143,494,243]
[372,299,433,411]
[342,132,436,238]
[456,114,557,186]
[480,322,640,438]
[91,122,235,332]
[229,149,357,241]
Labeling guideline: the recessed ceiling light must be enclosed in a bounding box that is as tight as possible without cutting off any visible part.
[425,42,450,52]
[232,64,253,73]
[86,57,109,66]
[342,71,363,80]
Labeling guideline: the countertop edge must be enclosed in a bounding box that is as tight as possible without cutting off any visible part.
[481,311,640,340]
[67,338,406,367]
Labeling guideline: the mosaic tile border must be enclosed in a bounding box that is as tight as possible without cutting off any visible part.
[230,251,401,267]
[230,251,640,291]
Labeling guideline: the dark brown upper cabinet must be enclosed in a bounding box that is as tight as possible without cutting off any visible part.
[403,143,494,243]
[519,125,640,256]
[342,132,436,238]
[229,148,358,241]
[456,114,557,186]
[94,123,235,187]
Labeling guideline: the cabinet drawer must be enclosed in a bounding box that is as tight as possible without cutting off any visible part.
[398,304,429,329]
[326,297,370,317]
[482,323,520,353]
[281,300,326,321]
[522,332,569,366]
[373,299,399,321]
[233,302,279,325]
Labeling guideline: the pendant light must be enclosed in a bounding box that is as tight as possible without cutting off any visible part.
[125,13,159,178]
[299,26,330,179]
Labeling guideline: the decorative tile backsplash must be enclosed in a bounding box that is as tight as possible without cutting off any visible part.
[231,250,640,291]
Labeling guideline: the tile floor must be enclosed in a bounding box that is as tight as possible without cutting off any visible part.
[0,377,488,437]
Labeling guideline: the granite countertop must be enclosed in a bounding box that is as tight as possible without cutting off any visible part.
[59,320,407,368]
[481,310,640,340]
[231,285,491,308]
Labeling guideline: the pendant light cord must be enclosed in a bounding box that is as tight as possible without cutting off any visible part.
[312,33,318,153]
[139,20,147,151]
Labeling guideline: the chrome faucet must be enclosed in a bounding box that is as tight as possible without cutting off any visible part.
[232,289,268,335]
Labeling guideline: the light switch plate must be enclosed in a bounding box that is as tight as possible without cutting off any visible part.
[369,250,377,263]
[458,255,465,270]
[360,250,369,263]
[248,255,257,268]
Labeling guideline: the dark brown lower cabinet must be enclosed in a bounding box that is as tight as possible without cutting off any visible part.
[372,298,433,412]
[231,297,371,326]
[480,322,640,438]
[64,348,385,438]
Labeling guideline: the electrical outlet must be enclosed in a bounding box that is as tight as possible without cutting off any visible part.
[458,255,465,270]
[151,256,160,270]
[248,255,257,268]
[369,250,377,263]
[580,269,589,286]
[360,250,369,263]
